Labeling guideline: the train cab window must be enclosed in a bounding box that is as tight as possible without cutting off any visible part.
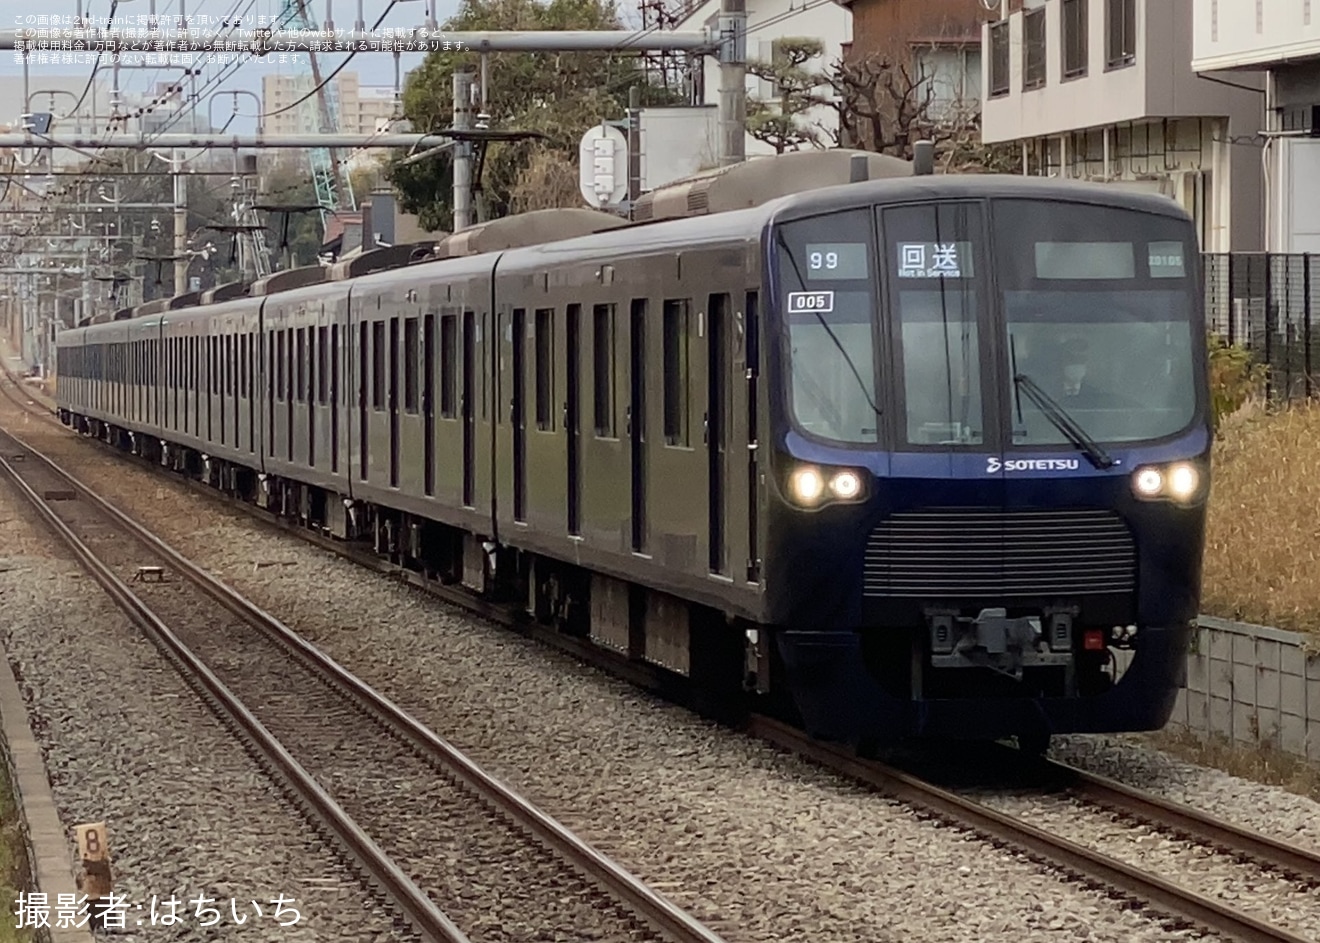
[992,199,1199,445]
[592,304,616,437]
[882,202,985,448]
[663,300,691,447]
[535,308,554,431]
[440,314,457,418]
[372,320,386,410]
[775,208,881,445]
[404,316,419,413]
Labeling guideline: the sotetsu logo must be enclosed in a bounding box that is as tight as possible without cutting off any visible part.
[985,457,1081,474]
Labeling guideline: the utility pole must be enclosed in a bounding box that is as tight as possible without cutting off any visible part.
[718,0,747,166]
[452,68,475,232]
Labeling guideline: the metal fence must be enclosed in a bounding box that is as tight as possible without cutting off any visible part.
[1204,253,1320,402]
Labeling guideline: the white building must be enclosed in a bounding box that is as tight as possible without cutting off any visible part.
[980,0,1264,251]
[1192,0,1320,252]
[672,0,851,157]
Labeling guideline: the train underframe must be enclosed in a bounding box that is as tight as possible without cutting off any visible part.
[66,412,1191,754]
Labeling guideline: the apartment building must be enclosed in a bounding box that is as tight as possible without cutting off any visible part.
[260,71,406,175]
[982,0,1264,251]
[1193,0,1320,252]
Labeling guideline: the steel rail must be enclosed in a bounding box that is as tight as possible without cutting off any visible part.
[0,410,730,943]
[0,431,471,943]
[1049,761,1320,884]
[746,714,1314,943]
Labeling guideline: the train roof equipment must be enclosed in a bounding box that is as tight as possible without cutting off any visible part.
[630,148,916,223]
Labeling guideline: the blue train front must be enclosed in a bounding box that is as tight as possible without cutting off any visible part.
[760,181,1209,749]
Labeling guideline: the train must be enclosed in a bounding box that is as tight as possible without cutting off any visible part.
[54,148,1212,754]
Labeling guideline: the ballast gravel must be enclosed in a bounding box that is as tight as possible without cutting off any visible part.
[0,483,416,942]
[1,417,1283,943]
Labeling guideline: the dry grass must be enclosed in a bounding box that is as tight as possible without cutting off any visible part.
[1140,728,1320,804]
[1202,399,1320,642]
[0,765,33,943]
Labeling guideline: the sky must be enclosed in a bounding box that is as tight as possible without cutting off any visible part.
[0,0,549,135]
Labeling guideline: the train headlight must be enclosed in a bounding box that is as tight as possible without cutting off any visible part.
[1131,461,1204,504]
[790,468,825,505]
[786,464,868,509]
[830,470,862,500]
[1132,467,1163,497]
[1167,463,1198,500]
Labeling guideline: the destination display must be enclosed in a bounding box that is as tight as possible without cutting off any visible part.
[896,241,974,279]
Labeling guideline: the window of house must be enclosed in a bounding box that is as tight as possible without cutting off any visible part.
[1106,0,1136,67]
[989,21,1010,98]
[1062,0,1088,78]
[1023,7,1047,90]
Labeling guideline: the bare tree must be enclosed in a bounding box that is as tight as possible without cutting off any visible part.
[809,47,1022,173]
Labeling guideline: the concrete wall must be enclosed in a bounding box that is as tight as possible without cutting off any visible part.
[1168,615,1320,763]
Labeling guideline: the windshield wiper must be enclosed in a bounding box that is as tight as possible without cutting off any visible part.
[1013,372,1116,470]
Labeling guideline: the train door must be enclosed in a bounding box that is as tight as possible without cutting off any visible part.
[358,319,369,481]
[512,307,527,521]
[566,303,581,535]
[324,320,335,470]
[308,322,317,467]
[707,293,729,574]
[389,316,400,488]
[423,314,436,496]
[462,310,475,506]
[629,299,647,553]
[744,291,761,583]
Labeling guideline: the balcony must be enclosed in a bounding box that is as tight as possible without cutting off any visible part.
[1192,0,1320,71]
[982,0,1252,143]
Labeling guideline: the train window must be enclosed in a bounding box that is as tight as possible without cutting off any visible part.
[286,329,294,402]
[592,304,615,437]
[297,329,307,403]
[331,324,339,404]
[276,331,285,401]
[318,326,329,405]
[390,318,400,413]
[535,308,554,432]
[373,320,386,410]
[884,202,984,447]
[440,314,457,418]
[404,316,419,413]
[663,299,691,447]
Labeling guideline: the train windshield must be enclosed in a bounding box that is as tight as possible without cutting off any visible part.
[991,199,1199,446]
[773,208,881,444]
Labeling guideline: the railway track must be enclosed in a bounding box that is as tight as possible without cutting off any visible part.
[4,370,1320,943]
[0,414,731,943]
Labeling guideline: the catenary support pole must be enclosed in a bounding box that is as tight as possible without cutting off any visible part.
[452,69,475,232]
[173,148,189,294]
[717,0,747,166]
